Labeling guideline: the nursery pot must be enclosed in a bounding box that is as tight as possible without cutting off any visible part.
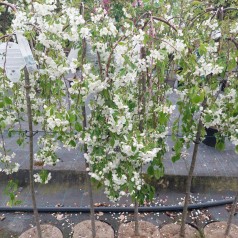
[203,221,238,238]
[118,220,160,238]
[160,223,199,238]
[202,127,218,147]
[73,220,114,238]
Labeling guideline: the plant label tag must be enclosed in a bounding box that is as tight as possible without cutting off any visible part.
[0,42,26,82]
[5,68,22,82]
[16,31,37,73]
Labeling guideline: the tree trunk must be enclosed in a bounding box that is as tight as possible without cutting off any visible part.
[24,68,42,238]
[82,104,96,238]
[179,119,203,238]
[85,161,96,238]
[225,190,238,236]
[134,46,147,236]
[134,200,139,236]
[80,3,96,235]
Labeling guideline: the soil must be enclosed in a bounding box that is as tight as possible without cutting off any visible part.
[160,223,200,238]
[203,221,238,238]
[118,221,160,238]
[72,220,114,238]
[19,224,63,238]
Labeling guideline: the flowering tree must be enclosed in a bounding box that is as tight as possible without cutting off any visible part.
[82,2,186,236]
[0,0,185,237]
[168,1,238,237]
[0,1,90,237]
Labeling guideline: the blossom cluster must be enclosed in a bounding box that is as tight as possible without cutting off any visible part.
[0,151,19,175]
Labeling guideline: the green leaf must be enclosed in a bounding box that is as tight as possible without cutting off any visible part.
[69,113,76,123]
[154,169,163,179]
[174,139,183,152]
[191,93,204,104]
[215,141,225,151]
[39,170,49,184]
[227,58,237,71]
[147,166,154,176]
[4,180,22,207]
[109,137,115,147]
[204,114,213,123]
[4,96,12,105]
[75,122,82,132]
[148,186,155,201]
[198,44,207,55]
[158,112,167,124]
[192,0,202,5]
[69,140,77,147]
[235,145,238,154]
[16,138,24,146]
[172,153,181,163]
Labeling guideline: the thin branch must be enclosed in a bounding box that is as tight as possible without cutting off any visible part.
[227,38,238,49]
[206,7,216,12]
[224,7,238,12]
[135,11,150,26]
[3,40,9,83]
[26,23,42,32]
[0,129,7,155]
[214,37,238,50]
[0,2,16,12]
[97,51,103,79]
[0,34,13,41]
[152,16,177,32]
[188,11,213,28]
[155,38,178,53]
[141,19,151,30]
[105,36,126,77]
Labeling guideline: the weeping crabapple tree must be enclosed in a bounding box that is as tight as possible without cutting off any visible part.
[0,0,100,237]
[168,1,238,237]
[203,60,238,237]
[1,0,190,237]
[0,1,168,238]
[197,3,238,237]
[80,1,190,236]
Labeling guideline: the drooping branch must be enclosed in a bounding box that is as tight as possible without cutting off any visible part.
[206,7,216,12]
[188,5,238,28]
[224,7,238,12]
[188,10,212,28]
[105,35,126,77]
[141,19,151,30]
[214,37,238,50]
[152,16,177,32]
[0,2,16,12]
[135,11,150,26]
[227,38,238,49]
[97,51,103,79]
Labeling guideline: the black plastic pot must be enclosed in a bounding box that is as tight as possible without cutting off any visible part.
[202,127,218,147]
